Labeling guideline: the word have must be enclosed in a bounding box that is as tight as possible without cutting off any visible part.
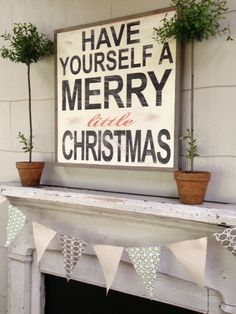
[81,21,140,51]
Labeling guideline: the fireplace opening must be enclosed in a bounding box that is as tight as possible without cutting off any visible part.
[45,274,200,314]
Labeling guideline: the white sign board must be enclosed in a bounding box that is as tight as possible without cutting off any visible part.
[55,9,179,169]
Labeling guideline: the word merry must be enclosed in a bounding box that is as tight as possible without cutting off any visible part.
[62,70,172,110]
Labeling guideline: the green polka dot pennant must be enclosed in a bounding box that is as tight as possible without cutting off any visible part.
[5,205,27,247]
[125,246,161,299]
[60,234,87,281]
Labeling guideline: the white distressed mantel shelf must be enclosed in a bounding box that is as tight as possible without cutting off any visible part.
[1,183,236,227]
[1,183,236,314]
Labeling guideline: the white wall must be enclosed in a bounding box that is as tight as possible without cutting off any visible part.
[0,0,236,312]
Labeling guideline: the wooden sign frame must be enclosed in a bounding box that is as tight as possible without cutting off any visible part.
[55,8,182,170]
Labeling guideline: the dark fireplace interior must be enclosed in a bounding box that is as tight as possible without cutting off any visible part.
[45,274,200,314]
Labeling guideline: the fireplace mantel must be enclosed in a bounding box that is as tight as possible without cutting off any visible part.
[1,183,236,314]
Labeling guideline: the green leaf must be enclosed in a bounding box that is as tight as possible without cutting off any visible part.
[181,129,199,162]
[0,23,54,65]
[17,132,33,154]
[153,0,232,44]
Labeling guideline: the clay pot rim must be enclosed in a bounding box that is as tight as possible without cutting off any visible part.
[174,170,211,183]
[16,161,45,164]
[174,170,210,174]
[16,161,45,169]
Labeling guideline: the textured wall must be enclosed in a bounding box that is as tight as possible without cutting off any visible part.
[0,0,236,312]
[0,0,235,201]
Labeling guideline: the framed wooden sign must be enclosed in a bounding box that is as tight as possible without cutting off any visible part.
[55,9,181,170]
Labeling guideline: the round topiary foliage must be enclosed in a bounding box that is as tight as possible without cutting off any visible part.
[0,23,54,162]
[154,0,232,44]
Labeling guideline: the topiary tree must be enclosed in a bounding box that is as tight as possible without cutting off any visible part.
[0,23,54,162]
[154,0,232,172]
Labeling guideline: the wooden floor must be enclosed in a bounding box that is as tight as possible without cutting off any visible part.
[45,275,200,314]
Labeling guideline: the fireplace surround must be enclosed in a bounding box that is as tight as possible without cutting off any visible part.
[44,274,199,313]
[1,183,236,314]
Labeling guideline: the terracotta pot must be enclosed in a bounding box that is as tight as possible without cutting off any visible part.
[16,162,45,187]
[174,171,211,205]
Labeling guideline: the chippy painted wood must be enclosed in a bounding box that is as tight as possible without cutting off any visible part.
[1,184,236,313]
[1,184,236,227]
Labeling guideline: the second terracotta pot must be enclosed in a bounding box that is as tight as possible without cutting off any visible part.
[174,171,211,205]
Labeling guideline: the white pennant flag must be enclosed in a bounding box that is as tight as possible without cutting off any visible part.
[93,244,124,294]
[125,246,161,299]
[60,234,87,281]
[32,222,56,263]
[167,237,207,287]
[5,205,27,247]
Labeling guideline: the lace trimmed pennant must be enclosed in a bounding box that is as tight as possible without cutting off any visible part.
[60,234,87,281]
[214,227,236,255]
[5,205,27,247]
[126,246,161,299]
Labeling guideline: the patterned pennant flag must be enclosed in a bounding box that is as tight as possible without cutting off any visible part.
[125,246,161,299]
[214,227,236,256]
[60,234,87,281]
[93,244,124,294]
[167,237,207,287]
[32,222,57,263]
[5,205,27,247]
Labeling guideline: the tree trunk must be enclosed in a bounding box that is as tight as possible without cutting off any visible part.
[190,40,194,172]
[27,64,33,163]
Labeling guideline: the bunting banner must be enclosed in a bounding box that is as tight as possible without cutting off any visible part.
[5,205,27,247]
[125,246,161,299]
[214,227,236,256]
[93,244,124,294]
[32,222,57,263]
[167,237,207,287]
[4,204,236,299]
[60,234,87,281]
